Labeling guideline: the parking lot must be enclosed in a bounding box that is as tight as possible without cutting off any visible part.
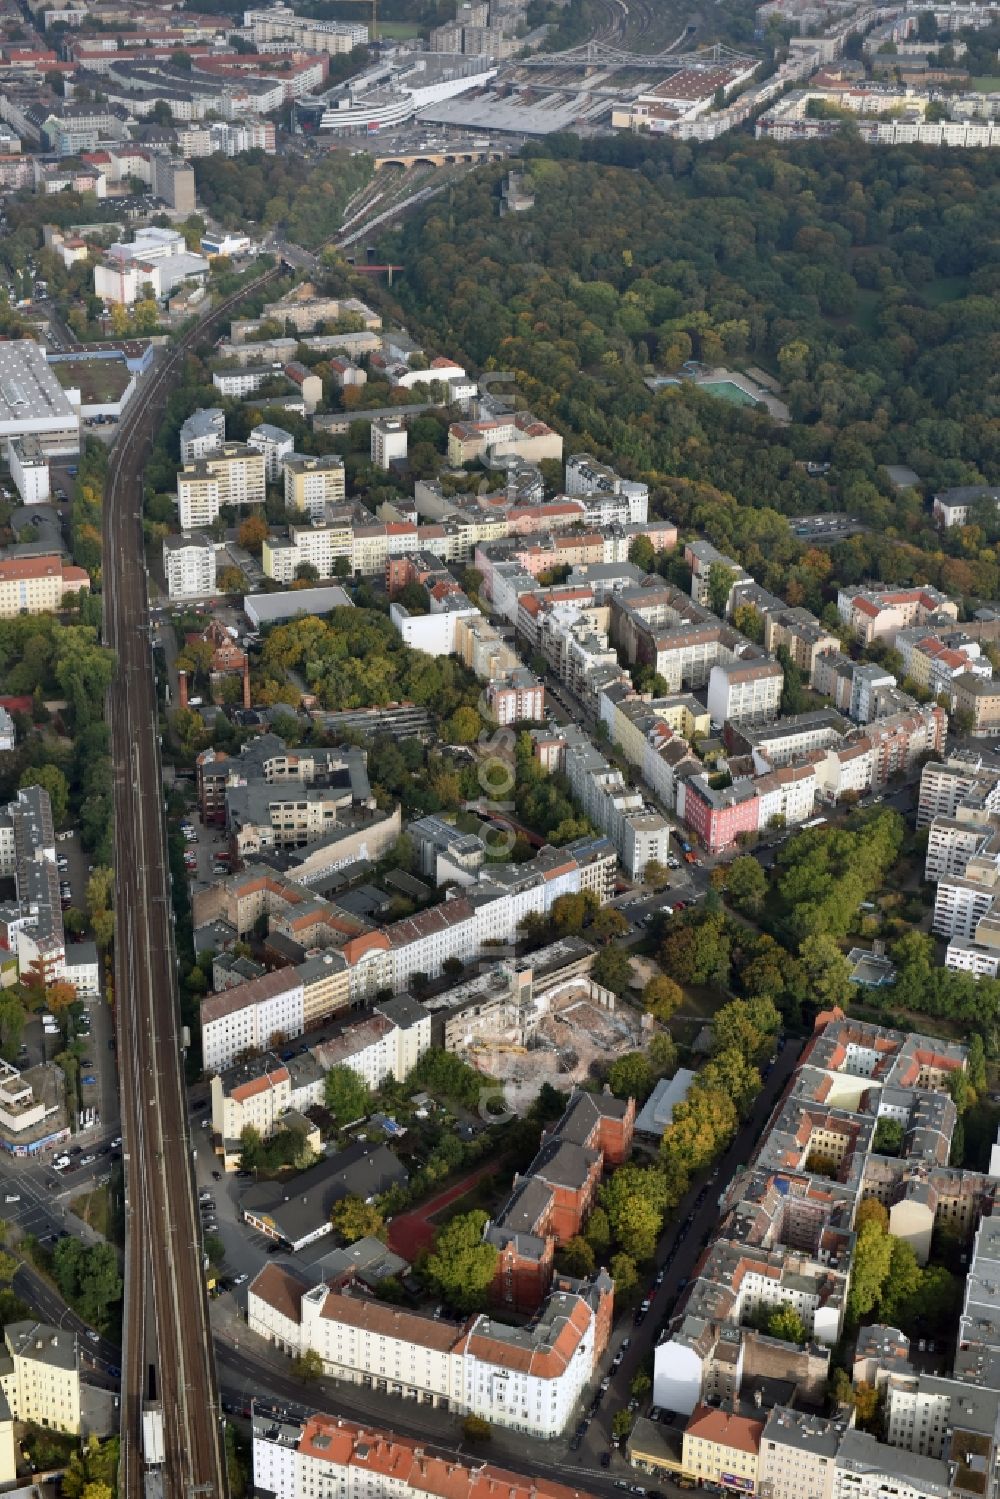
[179,813,231,887]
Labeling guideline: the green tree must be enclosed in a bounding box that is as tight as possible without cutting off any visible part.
[462,1415,491,1442]
[590,906,631,944]
[609,1252,638,1295]
[292,1349,324,1382]
[331,1195,386,1243]
[628,536,655,571]
[848,1218,894,1322]
[602,1165,669,1258]
[707,563,737,616]
[661,1085,738,1175]
[878,1237,922,1326]
[608,1052,653,1101]
[873,1119,904,1156]
[19,765,69,824]
[798,934,853,1009]
[204,1233,226,1266]
[591,945,634,996]
[447,706,482,743]
[643,974,683,1022]
[700,1047,761,1118]
[324,1065,372,1125]
[239,1125,262,1172]
[556,1235,596,1277]
[765,1305,807,1345]
[609,1193,661,1260]
[585,1206,611,1255]
[855,1198,889,1233]
[550,890,599,936]
[612,1408,635,1441]
[648,1031,678,1079]
[721,855,768,915]
[424,1210,498,1314]
[712,994,780,1060]
[660,914,731,988]
[51,1239,121,1329]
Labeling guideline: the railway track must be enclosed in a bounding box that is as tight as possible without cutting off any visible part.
[103,266,280,1499]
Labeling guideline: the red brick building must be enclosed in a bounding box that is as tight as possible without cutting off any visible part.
[488,1090,636,1312]
[179,619,250,710]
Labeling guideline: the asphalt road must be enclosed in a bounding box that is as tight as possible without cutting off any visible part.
[210,1036,805,1490]
[7,1013,803,1495]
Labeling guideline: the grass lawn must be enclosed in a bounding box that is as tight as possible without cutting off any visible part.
[923,275,968,305]
[52,357,131,403]
[968,76,1000,91]
[70,1182,120,1243]
[377,21,421,36]
[429,1176,505,1227]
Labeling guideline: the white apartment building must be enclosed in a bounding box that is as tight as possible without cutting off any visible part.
[371,417,407,469]
[561,727,672,879]
[263,518,353,582]
[244,5,368,53]
[283,454,346,520]
[759,1409,845,1499]
[706,659,783,728]
[210,997,430,1145]
[756,763,817,828]
[917,757,1000,829]
[7,436,50,504]
[162,533,217,599]
[563,452,648,524]
[0,554,90,618]
[924,818,984,883]
[200,968,305,1075]
[945,937,1000,977]
[0,1322,81,1434]
[884,1371,998,1460]
[932,487,1000,529]
[248,1270,608,1440]
[389,597,479,657]
[179,407,225,463]
[832,1431,951,1499]
[177,443,266,530]
[932,871,998,941]
[685,539,751,610]
[212,366,278,399]
[247,422,294,481]
[251,1410,591,1499]
[836,585,958,646]
[812,741,875,804]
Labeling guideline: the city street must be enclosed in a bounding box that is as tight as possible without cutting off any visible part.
[204,1034,804,1488]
